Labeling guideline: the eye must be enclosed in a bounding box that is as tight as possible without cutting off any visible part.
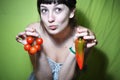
[55,8,62,13]
[41,8,48,14]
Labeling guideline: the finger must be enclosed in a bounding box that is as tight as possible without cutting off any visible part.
[16,32,27,44]
[86,39,98,48]
[25,31,39,37]
[25,27,35,32]
[18,39,27,45]
[76,28,88,33]
[83,35,95,40]
[94,39,98,45]
[16,32,26,40]
[76,32,88,37]
[87,43,96,48]
[74,32,88,40]
[16,35,20,42]
[16,35,27,45]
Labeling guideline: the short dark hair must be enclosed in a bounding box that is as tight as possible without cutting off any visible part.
[37,0,76,14]
[37,0,77,28]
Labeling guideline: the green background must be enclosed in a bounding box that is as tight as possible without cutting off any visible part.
[0,0,120,80]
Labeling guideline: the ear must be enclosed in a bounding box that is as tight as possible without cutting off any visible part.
[69,9,76,18]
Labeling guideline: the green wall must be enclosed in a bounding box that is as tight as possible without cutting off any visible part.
[0,0,120,80]
[0,0,38,80]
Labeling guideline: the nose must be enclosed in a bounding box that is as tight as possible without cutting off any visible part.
[48,12,55,23]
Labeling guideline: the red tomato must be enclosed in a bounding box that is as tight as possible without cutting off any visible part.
[27,36,34,44]
[36,38,43,45]
[34,45,41,51]
[29,46,37,55]
[24,44,31,51]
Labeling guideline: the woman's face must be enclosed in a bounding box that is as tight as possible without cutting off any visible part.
[40,3,75,35]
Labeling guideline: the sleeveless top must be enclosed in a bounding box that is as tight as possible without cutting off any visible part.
[28,57,63,80]
[47,57,63,80]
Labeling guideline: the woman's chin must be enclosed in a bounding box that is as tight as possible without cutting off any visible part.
[47,30,60,35]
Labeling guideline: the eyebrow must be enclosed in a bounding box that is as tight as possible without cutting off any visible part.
[40,4,48,8]
[40,5,47,8]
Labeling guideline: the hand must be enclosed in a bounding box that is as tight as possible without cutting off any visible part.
[16,27,40,45]
[74,27,97,48]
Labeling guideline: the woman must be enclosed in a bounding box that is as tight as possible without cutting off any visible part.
[16,0,97,80]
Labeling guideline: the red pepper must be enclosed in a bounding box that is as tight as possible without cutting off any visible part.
[75,38,85,70]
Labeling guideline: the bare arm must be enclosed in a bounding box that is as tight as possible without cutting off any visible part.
[35,51,53,80]
[16,22,53,79]
[59,53,76,80]
[58,26,97,80]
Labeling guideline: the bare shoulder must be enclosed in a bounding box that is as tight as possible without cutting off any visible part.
[26,22,44,36]
[26,22,40,29]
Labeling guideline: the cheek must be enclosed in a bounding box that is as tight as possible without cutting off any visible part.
[41,15,48,24]
[56,14,69,24]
